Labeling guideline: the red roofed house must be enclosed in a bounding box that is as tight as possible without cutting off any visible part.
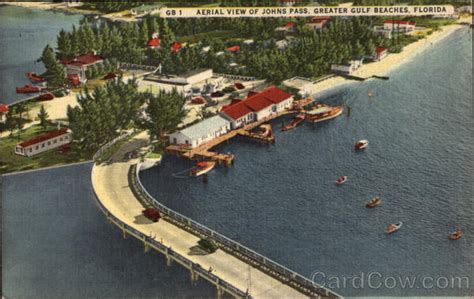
[383,20,416,32]
[226,45,241,53]
[275,22,296,34]
[220,86,294,129]
[147,37,161,49]
[15,128,72,157]
[61,53,104,83]
[305,17,330,31]
[373,47,388,61]
[171,42,182,53]
[0,104,8,124]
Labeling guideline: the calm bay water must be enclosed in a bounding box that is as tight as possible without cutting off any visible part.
[141,28,474,296]
[0,5,81,105]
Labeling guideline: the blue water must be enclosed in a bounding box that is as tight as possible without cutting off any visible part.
[0,5,81,105]
[2,163,218,299]
[141,28,474,296]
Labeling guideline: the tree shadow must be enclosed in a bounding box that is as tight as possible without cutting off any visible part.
[188,245,210,256]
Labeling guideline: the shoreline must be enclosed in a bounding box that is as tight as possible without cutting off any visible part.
[310,20,470,97]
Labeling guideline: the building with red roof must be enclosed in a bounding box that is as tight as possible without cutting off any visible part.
[306,17,330,30]
[383,20,416,32]
[373,47,388,61]
[275,21,297,34]
[147,37,161,48]
[171,41,182,53]
[220,86,294,128]
[61,53,104,83]
[0,103,8,123]
[226,45,241,53]
[15,128,72,157]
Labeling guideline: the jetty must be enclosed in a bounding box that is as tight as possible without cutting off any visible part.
[91,131,341,299]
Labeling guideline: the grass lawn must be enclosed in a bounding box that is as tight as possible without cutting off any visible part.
[146,152,162,159]
[71,78,107,93]
[0,124,92,175]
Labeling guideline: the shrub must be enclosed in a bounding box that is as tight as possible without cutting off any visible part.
[198,237,218,253]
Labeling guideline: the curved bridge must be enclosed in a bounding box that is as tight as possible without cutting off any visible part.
[91,132,341,299]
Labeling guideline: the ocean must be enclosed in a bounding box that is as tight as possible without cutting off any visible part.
[140,27,473,296]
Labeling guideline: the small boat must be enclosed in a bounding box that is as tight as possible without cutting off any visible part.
[335,176,347,185]
[189,161,216,177]
[305,104,344,123]
[16,84,43,94]
[26,72,45,83]
[449,229,463,240]
[258,124,272,137]
[366,197,381,208]
[142,208,161,222]
[385,222,402,234]
[282,114,305,131]
[36,92,54,101]
[368,91,373,97]
[355,139,369,150]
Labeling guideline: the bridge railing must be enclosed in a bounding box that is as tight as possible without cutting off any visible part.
[90,181,249,299]
[132,163,341,299]
[92,130,135,162]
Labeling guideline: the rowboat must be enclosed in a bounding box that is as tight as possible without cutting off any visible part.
[366,197,381,208]
[355,139,369,150]
[385,222,402,234]
[189,161,216,177]
[335,176,347,185]
[282,114,305,131]
[26,72,45,83]
[449,229,463,240]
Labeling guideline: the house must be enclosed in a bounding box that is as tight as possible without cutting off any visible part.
[331,59,363,74]
[383,20,416,32]
[220,86,294,129]
[226,45,241,53]
[283,77,314,97]
[14,128,72,157]
[168,115,231,148]
[275,22,296,34]
[61,53,103,83]
[171,41,182,53]
[147,37,160,49]
[305,17,330,30]
[142,68,214,95]
[373,26,392,39]
[373,47,388,61]
[0,104,8,123]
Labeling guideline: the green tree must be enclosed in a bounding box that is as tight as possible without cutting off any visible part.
[57,29,72,59]
[37,105,49,128]
[138,20,149,47]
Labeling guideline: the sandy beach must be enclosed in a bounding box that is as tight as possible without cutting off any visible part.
[310,18,471,96]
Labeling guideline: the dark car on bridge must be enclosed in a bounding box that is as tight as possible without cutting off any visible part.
[142,208,161,222]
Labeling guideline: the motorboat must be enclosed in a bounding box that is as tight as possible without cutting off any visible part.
[281,114,305,131]
[366,197,381,208]
[189,161,216,177]
[16,84,43,94]
[305,104,343,123]
[449,229,463,240]
[26,72,45,83]
[355,139,369,150]
[37,92,54,101]
[385,222,402,234]
[335,176,347,185]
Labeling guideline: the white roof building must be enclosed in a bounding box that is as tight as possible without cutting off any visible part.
[168,115,231,148]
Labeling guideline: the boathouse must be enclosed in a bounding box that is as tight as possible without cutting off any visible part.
[0,104,8,124]
[373,47,388,61]
[61,53,104,83]
[14,128,71,157]
[220,86,294,129]
[168,115,231,148]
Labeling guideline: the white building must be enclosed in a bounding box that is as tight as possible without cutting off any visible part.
[283,77,314,97]
[15,128,72,157]
[373,47,388,61]
[220,86,294,129]
[383,20,416,32]
[168,115,231,148]
[331,59,363,75]
[0,104,8,124]
[142,68,214,95]
[305,17,330,31]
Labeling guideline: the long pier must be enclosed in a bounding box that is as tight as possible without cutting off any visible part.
[91,131,341,299]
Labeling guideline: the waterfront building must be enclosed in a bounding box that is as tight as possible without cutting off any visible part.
[373,47,388,61]
[61,53,103,83]
[331,59,363,75]
[305,17,330,30]
[383,20,416,32]
[0,104,8,123]
[283,77,314,97]
[221,86,294,129]
[142,68,215,95]
[168,115,231,148]
[14,128,71,157]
